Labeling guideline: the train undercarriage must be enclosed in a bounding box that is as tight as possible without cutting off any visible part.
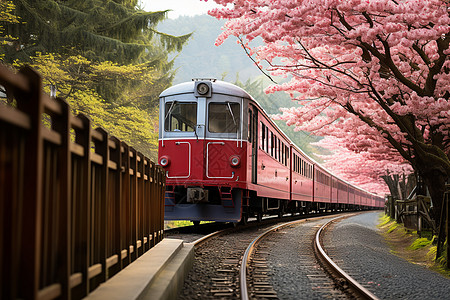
[164,186,373,225]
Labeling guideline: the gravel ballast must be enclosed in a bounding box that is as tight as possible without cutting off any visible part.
[323,212,450,299]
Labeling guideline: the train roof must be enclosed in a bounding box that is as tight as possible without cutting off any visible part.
[159,79,254,99]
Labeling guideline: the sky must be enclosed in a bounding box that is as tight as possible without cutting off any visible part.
[140,0,223,19]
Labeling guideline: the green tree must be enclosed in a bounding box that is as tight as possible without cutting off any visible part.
[15,52,159,159]
[2,0,190,64]
[0,1,20,59]
[2,0,191,107]
[1,1,191,159]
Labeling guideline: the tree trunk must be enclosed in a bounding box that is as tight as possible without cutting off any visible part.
[382,174,401,200]
[421,169,447,228]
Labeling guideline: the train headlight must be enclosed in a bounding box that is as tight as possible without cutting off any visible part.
[230,155,241,167]
[159,156,170,167]
[196,82,210,95]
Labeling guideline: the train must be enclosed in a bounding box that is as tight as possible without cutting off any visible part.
[158,79,384,224]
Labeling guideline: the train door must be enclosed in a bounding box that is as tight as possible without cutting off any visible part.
[249,105,258,184]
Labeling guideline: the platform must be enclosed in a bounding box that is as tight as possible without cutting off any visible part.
[85,239,194,300]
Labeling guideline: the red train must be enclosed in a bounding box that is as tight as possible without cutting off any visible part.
[158,79,384,224]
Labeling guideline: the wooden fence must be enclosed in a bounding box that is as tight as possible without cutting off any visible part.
[0,65,166,299]
[385,195,435,236]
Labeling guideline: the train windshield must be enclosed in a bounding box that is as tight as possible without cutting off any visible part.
[208,102,240,133]
[164,101,197,132]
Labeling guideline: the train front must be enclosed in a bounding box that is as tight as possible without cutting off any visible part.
[158,79,250,223]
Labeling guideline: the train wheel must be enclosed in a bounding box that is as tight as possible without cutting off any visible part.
[256,212,263,222]
[278,209,284,218]
[240,214,248,225]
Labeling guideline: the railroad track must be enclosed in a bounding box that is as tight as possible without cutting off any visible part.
[314,217,380,300]
[240,214,380,300]
[240,217,340,299]
[174,212,378,299]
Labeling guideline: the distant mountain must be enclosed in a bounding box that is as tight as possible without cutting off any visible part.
[157,15,262,84]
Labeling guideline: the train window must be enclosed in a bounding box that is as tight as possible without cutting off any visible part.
[285,145,289,166]
[260,122,265,151]
[164,101,197,132]
[275,137,278,160]
[270,132,274,156]
[280,142,283,163]
[265,127,269,152]
[301,160,304,176]
[278,139,281,162]
[248,109,253,142]
[208,102,240,133]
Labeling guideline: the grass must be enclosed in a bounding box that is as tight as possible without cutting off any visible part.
[409,238,432,250]
[378,213,449,278]
[164,220,213,229]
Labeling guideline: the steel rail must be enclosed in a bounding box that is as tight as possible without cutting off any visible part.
[192,229,228,246]
[315,217,381,300]
[239,218,312,300]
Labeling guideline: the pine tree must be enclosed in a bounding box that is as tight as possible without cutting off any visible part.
[1,0,191,159]
[2,0,190,64]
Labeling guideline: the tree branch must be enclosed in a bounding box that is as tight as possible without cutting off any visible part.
[237,36,277,84]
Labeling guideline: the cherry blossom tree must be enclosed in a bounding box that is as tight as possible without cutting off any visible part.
[208,0,450,222]
[314,135,414,199]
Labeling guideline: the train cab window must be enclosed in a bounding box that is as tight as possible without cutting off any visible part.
[164,101,197,132]
[208,102,240,133]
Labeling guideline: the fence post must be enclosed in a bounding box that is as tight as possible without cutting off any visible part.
[93,128,109,283]
[52,97,72,300]
[444,186,450,269]
[16,67,44,300]
[109,136,123,274]
[74,114,92,298]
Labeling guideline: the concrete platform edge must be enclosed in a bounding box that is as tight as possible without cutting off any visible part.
[84,238,194,300]
[139,242,194,300]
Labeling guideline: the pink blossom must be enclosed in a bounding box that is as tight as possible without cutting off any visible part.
[209,0,450,192]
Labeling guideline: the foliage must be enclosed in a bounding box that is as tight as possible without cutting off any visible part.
[210,0,450,218]
[378,214,393,227]
[14,52,159,159]
[0,1,19,58]
[2,0,191,64]
[435,240,448,266]
[164,220,213,229]
[233,75,325,159]
[1,1,192,160]
[410,237,433,250]
[387,222,401,234]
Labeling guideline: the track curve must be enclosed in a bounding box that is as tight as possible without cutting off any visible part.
[314,216,380,300]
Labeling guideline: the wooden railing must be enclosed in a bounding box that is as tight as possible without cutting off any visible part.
[0,65,166,300]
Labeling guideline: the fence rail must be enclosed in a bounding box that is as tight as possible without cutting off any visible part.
[0,65,166,300]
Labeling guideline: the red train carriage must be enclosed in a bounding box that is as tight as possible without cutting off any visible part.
[158,79,383,223]
[159,79,253,222]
